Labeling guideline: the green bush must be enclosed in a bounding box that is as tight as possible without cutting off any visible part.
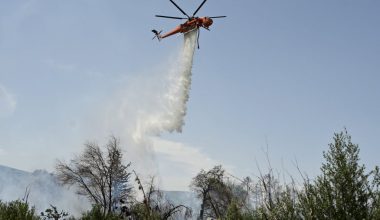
[0,200,40,220]
[80,205,119,220]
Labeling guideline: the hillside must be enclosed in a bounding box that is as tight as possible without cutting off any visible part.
[0,165,90,216]
[0,165,200,218]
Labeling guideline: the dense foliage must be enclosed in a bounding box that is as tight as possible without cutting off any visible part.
[0,200,40,220]
[1,130,379,219]
[189,130,380,220]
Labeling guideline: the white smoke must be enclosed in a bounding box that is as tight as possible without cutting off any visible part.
[132,30,197,143]
[0,166,90,217]
[0,30,199,217]
[0,84,17,117]
[0,10,201,219]
[75,29,201,179]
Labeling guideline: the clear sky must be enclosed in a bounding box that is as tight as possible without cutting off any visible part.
[1,0,379,190]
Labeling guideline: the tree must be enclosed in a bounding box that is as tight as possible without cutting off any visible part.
[299,129,374,219]
[225,201,244,220]
[252,168,300,220]
[56,136,132,216]
[191,165,233,220]
[130,172,192,220]
[370,166,380,218]
[40,205,68,220]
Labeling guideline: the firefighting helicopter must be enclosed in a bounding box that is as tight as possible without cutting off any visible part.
[152,0,226,48]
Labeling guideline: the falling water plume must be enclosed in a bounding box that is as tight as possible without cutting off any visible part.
[133,29,198,143]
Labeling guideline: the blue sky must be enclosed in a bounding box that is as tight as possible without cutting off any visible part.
[1,0,379,190]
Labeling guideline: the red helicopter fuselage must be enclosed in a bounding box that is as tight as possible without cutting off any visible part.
[160,17,213,39]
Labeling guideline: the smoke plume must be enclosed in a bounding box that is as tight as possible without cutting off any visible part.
[0,30,199,217]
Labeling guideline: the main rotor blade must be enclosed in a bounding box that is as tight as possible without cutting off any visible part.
[209,16,227,19]
[169,0,190,18]
[156,15,187,20]
[193,0,207,17]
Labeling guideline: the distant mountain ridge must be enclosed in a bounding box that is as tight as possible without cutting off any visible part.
[0,164,90,216]
[0,165,200,218]
[0,165,29,190]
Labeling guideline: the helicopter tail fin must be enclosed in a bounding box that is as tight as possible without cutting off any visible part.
[152,29,162,41]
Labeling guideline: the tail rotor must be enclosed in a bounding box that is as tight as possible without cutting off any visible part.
[152,29,163,41]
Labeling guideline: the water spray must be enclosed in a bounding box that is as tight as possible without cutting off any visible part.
[133,30,198,142]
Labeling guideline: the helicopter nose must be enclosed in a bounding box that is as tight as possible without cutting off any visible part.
[206,18,213,27]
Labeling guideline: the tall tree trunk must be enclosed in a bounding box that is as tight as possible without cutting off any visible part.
[108,179,112,214]
[199,192,207,220]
